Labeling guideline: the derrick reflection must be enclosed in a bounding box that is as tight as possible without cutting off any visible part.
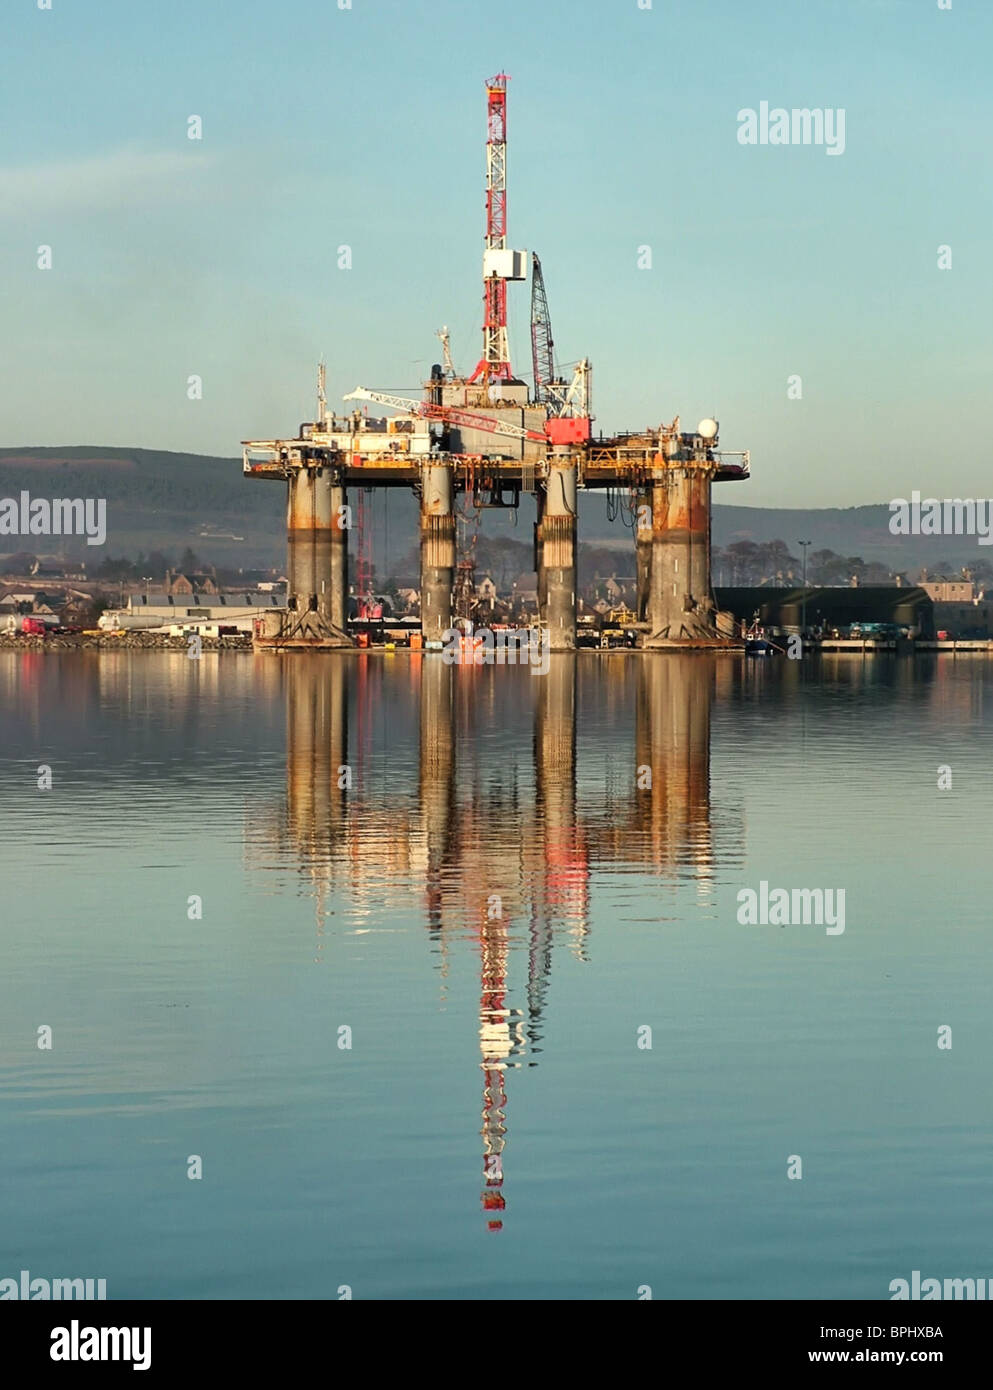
[275,653,722,1229]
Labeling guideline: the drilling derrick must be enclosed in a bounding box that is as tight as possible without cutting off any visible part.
[468,74,526,387]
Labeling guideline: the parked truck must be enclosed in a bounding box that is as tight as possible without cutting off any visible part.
[3,614,61,636]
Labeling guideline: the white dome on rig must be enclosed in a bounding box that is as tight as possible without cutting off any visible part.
[697,418,718,439]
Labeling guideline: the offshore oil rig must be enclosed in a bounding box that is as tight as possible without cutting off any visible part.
[243,74,750,651]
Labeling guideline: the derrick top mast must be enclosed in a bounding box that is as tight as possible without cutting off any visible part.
[485,73,508,260]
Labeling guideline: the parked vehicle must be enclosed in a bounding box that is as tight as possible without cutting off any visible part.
[21,616,60,636]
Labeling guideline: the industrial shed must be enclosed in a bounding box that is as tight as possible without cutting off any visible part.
[714,586,934,636]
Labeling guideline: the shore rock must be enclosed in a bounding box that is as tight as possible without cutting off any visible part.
[0,632,253,652]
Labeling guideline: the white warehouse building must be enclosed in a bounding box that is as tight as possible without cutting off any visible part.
[99,591,286,633]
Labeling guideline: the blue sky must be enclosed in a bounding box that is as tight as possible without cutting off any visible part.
[2,0,990,506]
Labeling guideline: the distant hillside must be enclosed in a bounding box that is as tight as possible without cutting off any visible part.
[0,446,982,574]
[714,504,901,560]
[0,447,278,566]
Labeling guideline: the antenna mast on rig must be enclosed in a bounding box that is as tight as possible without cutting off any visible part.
[436,327,456,381]
[317,359,327,425]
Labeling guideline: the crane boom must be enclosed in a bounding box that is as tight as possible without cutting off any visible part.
[343,387,547,443]
[530,253,555,405]
[344,387,431,415]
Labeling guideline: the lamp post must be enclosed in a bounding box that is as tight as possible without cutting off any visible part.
[799,540,811,637]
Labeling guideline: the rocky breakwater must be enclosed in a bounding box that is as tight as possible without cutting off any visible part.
[0,631,253,652]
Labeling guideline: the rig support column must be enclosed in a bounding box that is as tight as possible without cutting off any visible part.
[288,469,317,615]
[312,470,334,624]
[420,462,455,644]
[643,463,722,646]
[534,489,547,618]
[635,488,652,621]
[538,447,576,651]
[325,481,348,633]
[273,466,352,647]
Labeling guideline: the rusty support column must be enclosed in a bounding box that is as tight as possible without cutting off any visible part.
[644,464,720,646]
[278,466,352,646]
[538,447,576,651]
[420,462,455,643]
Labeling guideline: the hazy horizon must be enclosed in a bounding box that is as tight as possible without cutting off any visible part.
[0,443,967,517]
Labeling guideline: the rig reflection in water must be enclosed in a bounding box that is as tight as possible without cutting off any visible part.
[269,654,731,1230]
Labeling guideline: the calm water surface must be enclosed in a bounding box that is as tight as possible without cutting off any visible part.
[1,650,990,1299]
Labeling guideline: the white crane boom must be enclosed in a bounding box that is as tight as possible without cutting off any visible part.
[343,387,546,443]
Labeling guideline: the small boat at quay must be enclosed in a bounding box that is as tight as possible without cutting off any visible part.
[745,622,779,656]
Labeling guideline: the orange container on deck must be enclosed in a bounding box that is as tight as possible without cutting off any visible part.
[356,631,370,649]
[409,632,423,651]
